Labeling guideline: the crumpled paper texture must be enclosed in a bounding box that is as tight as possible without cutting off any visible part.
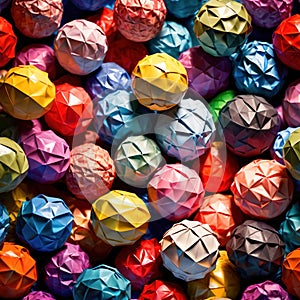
[20,130,70,184]
[114,135,164,187]
[22,291,56,300]
[231,159,294,220]
[114,0,166,42]
[194,194,244,247]
[132,53,188,111]
[219,94,280,157]
[16,194,74,252]
[91,190,150,246]
[0,242,37,299]
[0,65,55,120]
[232,41,288,98]
[0,17,17,67]
[273,14,300,71]
[148,163,204,221]
[45,242,91,297]
[73,264,131,300]
[179,46,231,99]
[160,219,220,281]
[66,143,115,203]
[226,220,285,279]
[11,0,63,38]
[164,0,202,18]
[283,79,300,127]
[54,19,108,75]
[115,238,162,290]
[13,44,57,80]
[0,137,28,193]
[241,280,291,300]
[44,82,93,137]
[0,203,9,243]
[194,0,252,57]
[70,0,106,11]
[187,251,240,300]
[155,97,216,162]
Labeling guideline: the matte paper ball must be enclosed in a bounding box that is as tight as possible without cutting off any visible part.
[194,0,252,57]
[0,203,9,243]
[179,46,232,99]
[73,264,131,300]
[273,14,300,71]
[163,0,202,18]
[54,19,108,75]
[283,79,300,127]
[232,41,288,98]
[70,0,106,11]
[11,0,63,39]
[0,65,55,120]
[231,159,294,220]
[148,164,204,221]
[115,238,162,290]
[91,190,150,246]
[226,220,285,279]
[20,130,70,184]
[194,194,244,247]
[160,219,220,281]
[0,243,37,299]
[114,0,166,42]
[44,243,91,297]
[219,94,280,157]
[22,291,56,300]
[0,17,17,68]
[16,194,74,252]
[66,143,116,203]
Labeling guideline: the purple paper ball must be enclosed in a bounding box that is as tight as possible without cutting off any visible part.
[22,291,56,300]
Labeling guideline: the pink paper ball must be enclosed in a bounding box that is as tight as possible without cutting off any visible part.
[22,291,56,300]
[283,79,300,127]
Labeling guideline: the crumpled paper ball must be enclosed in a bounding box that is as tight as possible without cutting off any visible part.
[11,0,63,38]
[155,96,216,161]
[54,19,108,75]
[70,0,106,11]
[273,14,300,71]
[232,41,288,98]
[0,65,55,120]
[91,190,150,246]
[179,46,232,99]
[66,143,116,202]
[115,238,162,290]
[160,219,219,281]
[139,280,188,300]
[283,79,300,127]
[148,21,193,60]
[231,159,294,220]
[226,220,285,279]
[0,17,17,68]
[22,291,56,300]
[44,82,93,137]
[12,44,57,80]
[241,280,291,300]
[73,264,131,300]
[194,0,252,57]
[194,194,244,247]
[0,242,37,299]
[114,135,164,187]
[20,130,70,184]
[187,251,240,300]
[45,243,91,297]
[132,52,188,111]
[148,163,204,221]
[16,194,74,252]
[0,203,9,243]
[0,137,28,193]
[114,0,166,42]
[164,0,202,18]
[219,94,280,157]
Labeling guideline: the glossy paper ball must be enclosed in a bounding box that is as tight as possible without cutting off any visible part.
[70,0,106,11]
[91,190,150,246]
[194,0,252,57]
[0,203,9,243]
[164,0,202,18]
[0,65,55,120]
[22,291,56,300]
[283,79,300,127]
[16,194,74,252]
[54,19,108,75]
[160,220,219,281]
[114,0,166,42]
[11,0,63,39]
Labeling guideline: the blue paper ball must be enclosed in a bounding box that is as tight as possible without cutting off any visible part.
[232,41,288,98]
[85,62,131,102]
[73,264,131,300]
[0,203,9,243]
[69,0,107,11]
[147,21,193,59]
[164,0,203,18]
[16,194,74,252]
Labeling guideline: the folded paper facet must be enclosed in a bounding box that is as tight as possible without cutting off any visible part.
[164,0,203,18]
[283,79,300,127]
[0,203,9,243]
[22,291,56,300]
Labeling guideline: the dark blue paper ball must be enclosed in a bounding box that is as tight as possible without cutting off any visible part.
[0,202,9,243]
